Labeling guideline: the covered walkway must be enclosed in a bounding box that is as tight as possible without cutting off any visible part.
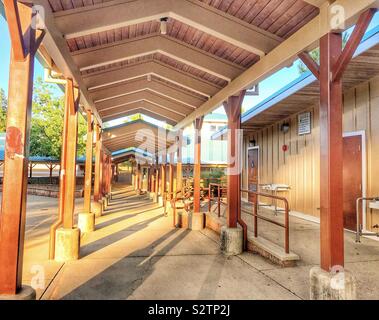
[16,181,379,300]
[20,182,300,300]
[2,0,379,301]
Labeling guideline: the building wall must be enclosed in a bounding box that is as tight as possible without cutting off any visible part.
[242,75,379,230]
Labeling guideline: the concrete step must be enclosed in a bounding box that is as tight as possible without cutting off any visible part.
[247,232,300,267]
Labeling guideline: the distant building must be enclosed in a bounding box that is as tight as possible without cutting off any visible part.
[181,113,227,165]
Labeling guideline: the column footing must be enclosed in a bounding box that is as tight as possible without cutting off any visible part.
[78,213,95,233]
[310,267,357,300]
[220,226,243,256]
[0,286,36,300]
[55,227,80,262]
[92,201,103,217]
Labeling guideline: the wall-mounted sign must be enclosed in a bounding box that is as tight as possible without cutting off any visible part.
[298,112,312,136]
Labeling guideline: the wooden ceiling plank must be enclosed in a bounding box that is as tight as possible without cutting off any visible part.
[54,0,282,55]
[71,34,244,81]
[90,78,205,108]
[95,90,194,115]
[173,0,379,130]
[83,60,221,97]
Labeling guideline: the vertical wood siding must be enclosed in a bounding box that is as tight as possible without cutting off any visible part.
[243,75,379,230]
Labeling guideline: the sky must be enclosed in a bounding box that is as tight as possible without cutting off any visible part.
[1,12,379,124]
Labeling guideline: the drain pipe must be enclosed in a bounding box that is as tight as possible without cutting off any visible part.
[45,68,67,259]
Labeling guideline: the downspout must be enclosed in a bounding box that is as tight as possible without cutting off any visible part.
[46,68,67,259]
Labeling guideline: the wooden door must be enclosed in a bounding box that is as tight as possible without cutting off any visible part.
[248,148,259,203]
[343,135,363,231]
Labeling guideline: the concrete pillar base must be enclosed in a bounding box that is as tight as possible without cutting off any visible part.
[153,193,158,203]
[92,201,103,217]
[55,227,80,262]
[189,212,204,231]
[220,227,243,256]
[310,267,357,300]
[0,285,36,300]
[78,213,95,233]
[100,198,106,211]
[158,196,163,206]
[174,203,186,228]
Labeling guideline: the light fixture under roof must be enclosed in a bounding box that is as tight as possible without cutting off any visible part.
[160,17,168,35]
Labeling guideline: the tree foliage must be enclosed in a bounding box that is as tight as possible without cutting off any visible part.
[0,88,7,132]
[0,78,87,159]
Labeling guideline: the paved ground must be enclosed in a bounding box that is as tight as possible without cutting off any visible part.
[15,183,379,300]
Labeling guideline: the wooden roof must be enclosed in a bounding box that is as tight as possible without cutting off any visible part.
[36,0,321,129]
[102,119,174,153]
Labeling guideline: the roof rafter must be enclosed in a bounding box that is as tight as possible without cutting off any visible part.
[100,101,184,125]
[173,0,379,130]
[91,77,205,108]
[96,90,194,116]
[71,34,244,81]
[54,0,282,56]
[83,60,221,97]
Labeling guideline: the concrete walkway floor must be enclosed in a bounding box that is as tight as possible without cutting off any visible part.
[16,183,379,300]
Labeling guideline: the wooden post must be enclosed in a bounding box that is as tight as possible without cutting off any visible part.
[150,165,154,193]
[161,163,166,197]
[93,124,102,202]
[99,149,105,198]
[176,135,183,196]
[193,117,203,213]
[136,163,140,191]
[108,157,112,193]
[223,92,245,228]
[104,154,108,195]
[83,111,93,214]
[155,157,159,198]
[319,32,344,270]
[298,10,376,271]
[62,79,79,229]
[0,1,38,295]
[169,152,174,199]
[49,163,53,184]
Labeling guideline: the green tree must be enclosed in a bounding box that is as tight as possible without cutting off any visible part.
[30,77,86,158]
[0,88,7,132]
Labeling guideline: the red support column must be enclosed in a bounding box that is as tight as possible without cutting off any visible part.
[176,135,183,196]
[193,117,203,213]
[100,150,105,198]
[49,79,80,262]
[168,152,174,199]
[137,163,141,192]
[83,111,93,214]
[93,124,102,202]
[223,91,247,249]
[0,1,38,296]
[319,32,344,271]
[161,163,166,197]
[62,80,79,230]
[155,158,159,201]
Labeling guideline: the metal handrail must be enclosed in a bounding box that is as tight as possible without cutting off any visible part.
[356,197,379,242]
[208,183,227,217]
[241,189,290,254]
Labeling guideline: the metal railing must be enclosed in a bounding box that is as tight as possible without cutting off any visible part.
[208,183,227,217]
[356,196,379,242]
[241,189,290,254]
